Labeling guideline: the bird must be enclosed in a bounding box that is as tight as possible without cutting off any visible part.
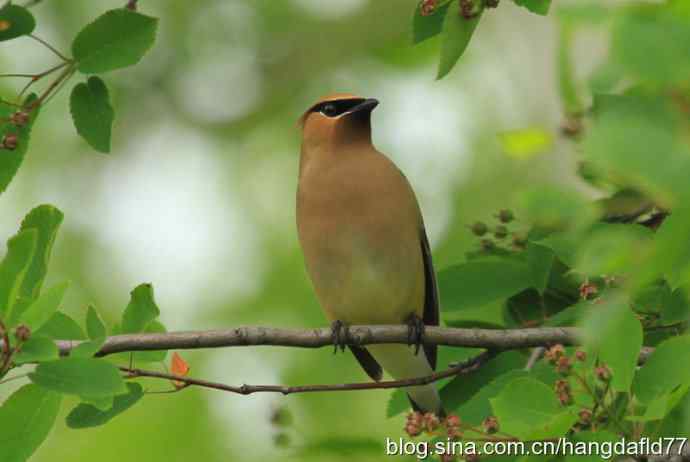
[296,93,443,415]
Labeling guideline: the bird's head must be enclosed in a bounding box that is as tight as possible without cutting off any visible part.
[299,93,379,150]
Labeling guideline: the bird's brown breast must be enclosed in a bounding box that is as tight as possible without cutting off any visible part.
[296,149,425,324]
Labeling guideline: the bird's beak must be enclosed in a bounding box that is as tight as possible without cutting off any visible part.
[347,98,379,115]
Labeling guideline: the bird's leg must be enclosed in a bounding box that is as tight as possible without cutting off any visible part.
[330,320,349,354]
[405,313,425,356]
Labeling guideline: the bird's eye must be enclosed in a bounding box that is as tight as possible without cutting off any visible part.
[321,103,338,117]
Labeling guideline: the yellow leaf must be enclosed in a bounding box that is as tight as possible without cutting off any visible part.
[498,128,554,159]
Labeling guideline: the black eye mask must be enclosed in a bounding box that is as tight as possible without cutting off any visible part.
[313,98,366,118]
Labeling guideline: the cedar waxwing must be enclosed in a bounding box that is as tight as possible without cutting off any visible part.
[296,93,443,415]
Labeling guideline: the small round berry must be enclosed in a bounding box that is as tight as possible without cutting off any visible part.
[420,0,437,16]
[10,111,29,127]
[483,416,499,434]
[470,221,488,236]
[556,355,572,375]
[494,225,508,239]
[423,412,440,433]
[578,408,593,425]
[497,209,514,223]
[511,233,527,249]
[558,390,572,406]
[554,379,570,394]
[480,239,495,251]
[1,134,18,150]
[544,344,565,364]
[14,324,31,343]
[595,364,611,382]
[445,414,461,427]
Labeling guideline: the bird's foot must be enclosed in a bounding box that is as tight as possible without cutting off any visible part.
[406,314,425,356]
[330,320,349,354]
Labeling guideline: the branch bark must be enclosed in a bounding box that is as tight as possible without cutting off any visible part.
[51,325,581,357]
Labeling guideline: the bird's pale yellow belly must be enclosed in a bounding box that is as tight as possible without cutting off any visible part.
[300,223,425,326]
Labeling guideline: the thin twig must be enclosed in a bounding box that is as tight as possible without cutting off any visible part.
[39,65,76,106]
[30,63,76,107]
[0,73,39,79]
[28,34,70,62]
[524,346,545,371]
[121,351,494,396]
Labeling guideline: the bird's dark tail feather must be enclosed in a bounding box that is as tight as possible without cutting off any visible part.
[409,395,446,418]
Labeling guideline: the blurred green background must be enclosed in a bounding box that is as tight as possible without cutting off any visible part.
[0,0,642,460]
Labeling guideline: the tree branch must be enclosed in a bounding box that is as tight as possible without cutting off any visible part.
[49,325,581,357]
[122,350,494,396]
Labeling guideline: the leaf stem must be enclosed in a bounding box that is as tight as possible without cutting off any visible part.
[28,34,71,62]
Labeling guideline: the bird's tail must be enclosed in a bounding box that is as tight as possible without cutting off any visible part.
[367,343,444,416]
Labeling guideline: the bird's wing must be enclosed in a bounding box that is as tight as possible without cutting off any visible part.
[349,345,383,381]
[420,227,440,370]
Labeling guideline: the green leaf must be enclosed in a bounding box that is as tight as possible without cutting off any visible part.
[18,281,70,332]
[70,76,114,153]
[81,395,113,412]
[70,338,105,358]
[86,305,106,339]
[584,94,689,207]
[130,319,167,363]
[34,312,85,340]
[0,229,37,323]
[438,258,533,311]
[633,335,690,403]
[498,128,553,160]
[579,293,630,347]
[30,357,127,400]
[611,4,690,86]
[412,0,451,44]
[437,5,482,79]
[121,283,159,333]
[526,242,554,294]
[628,385,689,422]
[445,299,507,328]
[557,21,583,115]
[454,369,529,425]
[598,305,642,393]
[652,208,690,289]
[653,385,690,436]
[575,223,653,279]
[513,0,552,16]
[66,382,144,428]
[660,285,690,324]
[0,4,35,42]
[72,8,158,74]
[521,186,596,233]
[0,94,41,195]
[441,351,525,414]
[14,335,58,365]
[490,377,575,439]
[544,300,589,327]
[386,388,408,418]
[0,384,61,462]
[299,437,381,456]
[8,205,65,325]
[17,204,64,301]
